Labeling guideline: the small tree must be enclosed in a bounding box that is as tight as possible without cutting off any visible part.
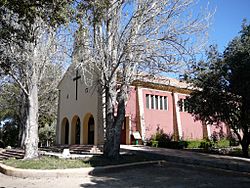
[184,21,250,157]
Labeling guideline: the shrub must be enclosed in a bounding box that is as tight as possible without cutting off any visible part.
[150,129,173,148]
[149,129,187,149]
[199,140,213,150]
[214,139,230,148]
[227,133,240,146]
[186,140,202,149]
[185,140,213,150]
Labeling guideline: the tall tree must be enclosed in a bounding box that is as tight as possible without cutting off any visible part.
[73,0,212,159]
[0,0,73,159]
[184,21,250,157]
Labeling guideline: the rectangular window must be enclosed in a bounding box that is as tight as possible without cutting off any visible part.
[146,94,150,109]
[163,96,168,110]
[155,96,159,109]
[160,96,163,110]
[151,95,155,109]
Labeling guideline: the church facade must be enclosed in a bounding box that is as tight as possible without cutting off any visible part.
[56,69,229,146]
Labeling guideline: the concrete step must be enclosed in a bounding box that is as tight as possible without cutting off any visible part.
[0,152,23,159]
[40,145,103,154]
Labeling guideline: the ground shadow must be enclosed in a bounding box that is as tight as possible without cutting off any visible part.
[79,161,250,188]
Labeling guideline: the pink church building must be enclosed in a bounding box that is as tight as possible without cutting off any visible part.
[56,68,229,146]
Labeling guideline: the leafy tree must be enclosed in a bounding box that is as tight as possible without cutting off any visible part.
[0,61,63,148]
[74,0,213,159]
[184,21,250,157]
[0,0,73,159]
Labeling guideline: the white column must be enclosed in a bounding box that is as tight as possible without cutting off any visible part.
[138,87,146,141]
[207,124,211,139]
[80,122,84,145]
[69,122,72,145]
[174,93,183,139]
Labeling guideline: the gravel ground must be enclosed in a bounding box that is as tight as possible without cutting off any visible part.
[0,162,250,188]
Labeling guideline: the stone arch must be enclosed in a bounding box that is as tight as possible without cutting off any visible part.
[61,117,69,145]
[71,115,81,144]
[82,113,95,145]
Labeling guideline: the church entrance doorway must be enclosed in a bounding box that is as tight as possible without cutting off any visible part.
[83,113,95,145]
[65,120,69,144]
[61,117,69,145]
[120,117,127,144]
[88,116,95,145]
[71,115,81,144]
[75,117,81,144]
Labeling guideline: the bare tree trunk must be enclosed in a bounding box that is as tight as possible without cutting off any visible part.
[23,76,39,159]
[103,86,126,160]
[19,96,27,148]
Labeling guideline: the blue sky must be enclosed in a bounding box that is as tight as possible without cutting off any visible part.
[200,0,250,53]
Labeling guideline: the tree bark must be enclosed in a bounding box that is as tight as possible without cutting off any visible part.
[103,86,126,160]
[23,76,39,159]
[241,134,249,158]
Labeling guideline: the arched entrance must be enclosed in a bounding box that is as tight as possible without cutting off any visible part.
[88,116,95,144]
[83,113,95,145]
[61,118,69,145]
[75,117,81,144]
[71,116,81,144]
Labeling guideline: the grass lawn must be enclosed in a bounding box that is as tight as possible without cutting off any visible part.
[2,153,158,169]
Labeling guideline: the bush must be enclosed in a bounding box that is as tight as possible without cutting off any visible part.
[214,139,230,148]
[186,139,231,150]
[199,140,213,150]
[149,129,187,149]
[150,129,173,148]
[227,134,240,146]
[186,140,202,149]
[149,129,232,150]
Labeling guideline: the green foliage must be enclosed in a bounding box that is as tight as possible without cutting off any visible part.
[0,0,74,42]
[0,121,19,147]
[186,139,230,149]
[215,139,230,148]
[186,140,203,149]
[150,129,187,149]
[150,129,173,148]
[183,20,250,157]
[185,140,212,150]
[149,130,232,150]
[39,123,56,147]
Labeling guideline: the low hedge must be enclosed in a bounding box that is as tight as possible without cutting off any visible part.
[149,139,231,150]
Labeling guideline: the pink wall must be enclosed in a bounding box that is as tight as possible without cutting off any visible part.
[142,89,174,140]
[125,86,230,142]
[178,95,204,140]
[209,123,229,140]
[125,86,137,132]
